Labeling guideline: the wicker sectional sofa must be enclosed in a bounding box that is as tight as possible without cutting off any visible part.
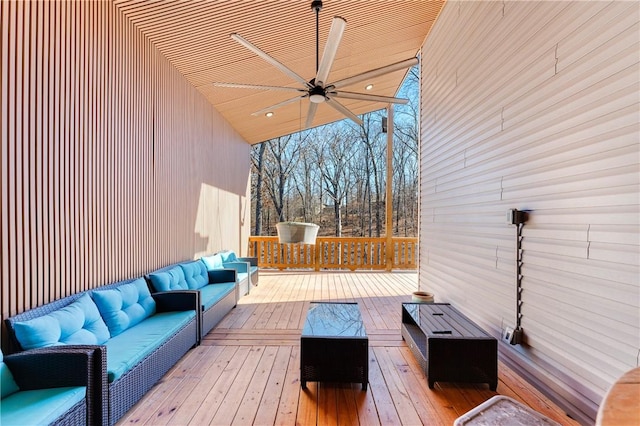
[4,278,200,425]
[2,254,246,425]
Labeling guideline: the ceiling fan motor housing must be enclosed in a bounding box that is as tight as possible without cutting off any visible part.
[309,85,326,103]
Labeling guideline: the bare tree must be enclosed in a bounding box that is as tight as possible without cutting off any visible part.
[291,130,320,223]
[393,66,420,236]
[356,113,386,237]
[262,135,298,223]
[251,142,267,235]
[316,126,355,236]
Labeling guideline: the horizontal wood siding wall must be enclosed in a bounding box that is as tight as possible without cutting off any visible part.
[419,1,639,424]
[1,1,251,343]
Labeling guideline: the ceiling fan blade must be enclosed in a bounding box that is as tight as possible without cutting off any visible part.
[251,95,307,116]
[231,33,312,89]
[305,102,318,129]
[329,57,419,90]
[330,91,409,104]
[213,82,306,93]
[315,16,346,88]
[325,98,363,125]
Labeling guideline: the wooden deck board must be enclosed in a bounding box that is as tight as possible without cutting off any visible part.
[118,271,579,425]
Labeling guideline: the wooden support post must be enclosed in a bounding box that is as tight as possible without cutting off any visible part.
[386,104,394,271]
[314,241,321,271]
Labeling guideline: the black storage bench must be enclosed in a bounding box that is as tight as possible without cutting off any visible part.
[401,302,498,390]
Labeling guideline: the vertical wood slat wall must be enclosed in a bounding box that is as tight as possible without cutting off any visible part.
[418,1,638,424]
[1,1,251,338]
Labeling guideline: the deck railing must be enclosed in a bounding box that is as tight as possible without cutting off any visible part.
[248,236,418,271]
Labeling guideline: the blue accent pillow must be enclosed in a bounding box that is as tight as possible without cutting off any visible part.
[218,251,238,263]
[201,254,223,271]
[13,294,110,350]
[0,349,20,398]
[147,266,188,292]
[91,278,156,337]
[180,261,209,290]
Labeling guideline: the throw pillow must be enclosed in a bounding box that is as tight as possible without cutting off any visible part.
[201,254,223,271]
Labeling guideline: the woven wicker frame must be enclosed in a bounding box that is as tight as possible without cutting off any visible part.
[3,345,108,425]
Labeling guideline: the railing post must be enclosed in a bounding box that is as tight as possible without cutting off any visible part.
[314,239,321,271]
[386,104,394,271]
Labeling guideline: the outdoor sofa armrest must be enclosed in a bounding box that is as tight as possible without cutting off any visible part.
[152,290,200,313]
[208,268,237,283]
[221,261,249,273]
[237,256,258,267]
[4,345,103,389]
[3,345,108,425]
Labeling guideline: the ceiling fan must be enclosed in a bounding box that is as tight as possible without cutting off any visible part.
[212,0,419,129]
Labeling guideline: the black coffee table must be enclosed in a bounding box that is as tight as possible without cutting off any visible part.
[300,302,369,390]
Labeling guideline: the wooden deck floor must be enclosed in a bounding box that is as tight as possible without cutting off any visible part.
[118,271,578,425]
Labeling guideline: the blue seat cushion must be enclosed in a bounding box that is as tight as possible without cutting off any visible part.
[148,266,188,292]
[1,386,86,426]
[0,350,19,398]
[199,283,235,311]
[13,293,110,350]
[91,278,156,337]
[180,261,209,290]
[236,272,249,283]
[104,310,195,382]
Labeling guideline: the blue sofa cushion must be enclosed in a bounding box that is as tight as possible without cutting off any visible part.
[13,294,110,350]
[1,386,86,426]
[201,254,223,271]
[199,283,236,311]
[91,278,156,337]
[0,350,19,399]
[148,266,188,292]
[104,310,195,382]
[180,261,209,290]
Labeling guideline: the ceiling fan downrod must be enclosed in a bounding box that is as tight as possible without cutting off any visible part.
[311,0,323,73]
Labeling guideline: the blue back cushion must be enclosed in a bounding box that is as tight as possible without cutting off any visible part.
[0,349,20,399]
[201,254,223,271]
[219,251,238,263]
[13,294,110,350]
[92,278,156,337]
[179,261,209,290]
[147,266,188,292]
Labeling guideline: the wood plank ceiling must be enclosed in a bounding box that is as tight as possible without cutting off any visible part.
[113,0,445,144]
